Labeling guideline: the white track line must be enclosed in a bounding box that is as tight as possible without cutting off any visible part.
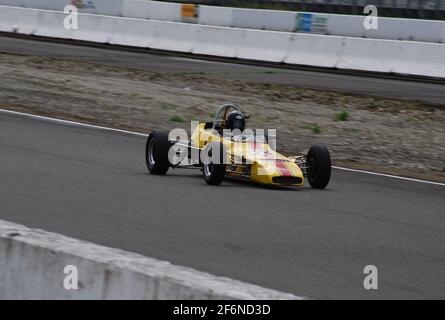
[332,166,445,187]
[1,108,444,187]
[0,108,147,137]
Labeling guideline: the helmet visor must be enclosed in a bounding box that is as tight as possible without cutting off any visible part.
[232,115,245,131]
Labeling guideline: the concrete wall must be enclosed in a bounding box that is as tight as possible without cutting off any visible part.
[122,0,181,22]
[296,11,445,43]
[0,0,444,43]
[1,6,444,78]
[0,219,300,299]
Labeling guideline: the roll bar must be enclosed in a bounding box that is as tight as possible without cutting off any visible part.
[212,103,242,131]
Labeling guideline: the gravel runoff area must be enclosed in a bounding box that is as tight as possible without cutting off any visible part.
[0,53,444,182]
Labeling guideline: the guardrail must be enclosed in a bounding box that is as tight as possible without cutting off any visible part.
[0,0,444,43]
[0,219,300,299]
[1,5,444,79]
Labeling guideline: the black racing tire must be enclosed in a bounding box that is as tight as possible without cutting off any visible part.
[306,144,331,189]
[145,130,171,175]
[202,142,227,185]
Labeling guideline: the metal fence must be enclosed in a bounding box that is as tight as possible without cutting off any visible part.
[166,0,445,19]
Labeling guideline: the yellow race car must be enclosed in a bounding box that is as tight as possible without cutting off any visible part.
[145,103,331,189]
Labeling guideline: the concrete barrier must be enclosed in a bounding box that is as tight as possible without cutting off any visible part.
[230,8,295,32]
[237,29,291,62]
[1,6,444,79]
[0,219,301,299]
[72,13,116,43]
[263,9,296,32]
[73,0,123,16]
[23,0,62,11]
[122,0,181,22]
[152,20,199,53]
[285,33,344,69]
[321,12,445,43]
[338,37,445,78]
[198,5,233,28]
[110,16,155,47]
[121,0,149,20]
[193,25,241,57]
[1,0,445,43]
[0,5,40,34]
[0,0,65,11]
[0,0,123,15]
[394,19,443,43]
[33,9,72,39]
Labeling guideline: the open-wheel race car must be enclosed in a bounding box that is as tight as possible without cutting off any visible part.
[145,103,331,189]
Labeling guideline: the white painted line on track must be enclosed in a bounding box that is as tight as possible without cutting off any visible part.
[332,166,445,187]
[0,108,147,137]
[1,108,444,187]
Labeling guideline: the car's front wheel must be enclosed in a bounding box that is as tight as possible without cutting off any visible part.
[306,144,331,189]
[145,130,171,175]
[202,142,227,185]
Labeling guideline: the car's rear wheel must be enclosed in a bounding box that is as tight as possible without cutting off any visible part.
[202,142,227,185]
[145,130,171,175]
[306,144,331,189]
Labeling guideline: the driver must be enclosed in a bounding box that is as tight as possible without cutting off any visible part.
[225,110,246,132]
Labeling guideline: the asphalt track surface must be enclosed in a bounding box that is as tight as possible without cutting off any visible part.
[1,35,445,104]
[0,111,444,299]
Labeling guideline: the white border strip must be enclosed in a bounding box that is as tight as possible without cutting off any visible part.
[0,108,147,137]
[1,108,444,187]
[332,166,445,187]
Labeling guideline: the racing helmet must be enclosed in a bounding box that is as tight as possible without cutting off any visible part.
[225,110,246,132]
